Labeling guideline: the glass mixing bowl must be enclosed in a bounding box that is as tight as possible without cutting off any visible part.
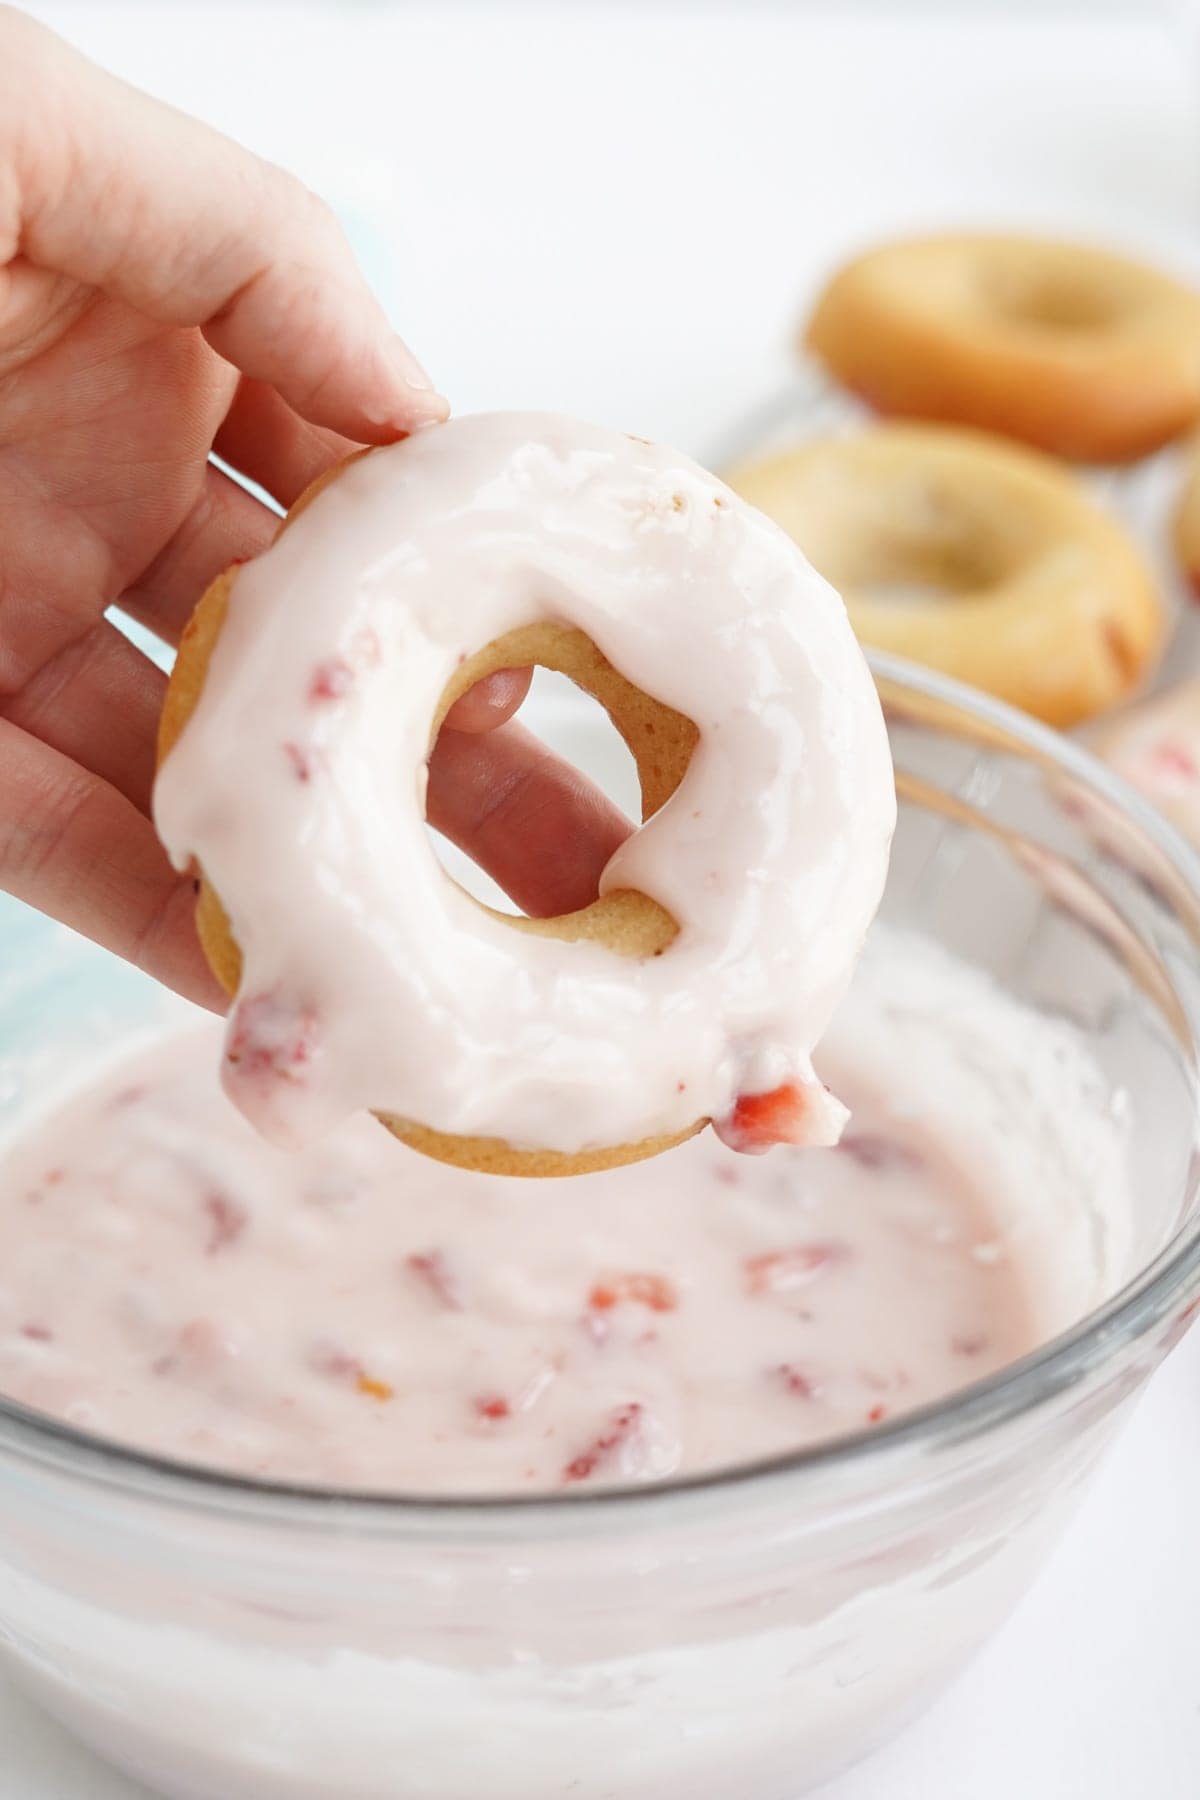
[0,654,1198,1800]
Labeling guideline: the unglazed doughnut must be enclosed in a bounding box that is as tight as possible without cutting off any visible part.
[154,413,895,1178]
[805,234,1200,463]
[724,424,1163,729]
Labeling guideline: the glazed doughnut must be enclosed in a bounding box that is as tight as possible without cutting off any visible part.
[154,413,894,1178]
[724,424,1163,729]
[1172,435,1200,596]
[805,234,1200,463]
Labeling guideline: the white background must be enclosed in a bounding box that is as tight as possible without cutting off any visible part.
[3,3,1200,1796]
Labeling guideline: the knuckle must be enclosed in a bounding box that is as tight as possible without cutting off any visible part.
[265,163,346,258]
[299,186,349,253]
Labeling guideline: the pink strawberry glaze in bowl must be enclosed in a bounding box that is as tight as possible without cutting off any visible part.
[0,654,1198,1799]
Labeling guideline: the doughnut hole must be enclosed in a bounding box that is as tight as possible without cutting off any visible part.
[430,620,696,952]
[427,667,641,917]
[520,668,643,819]
[762,450,1041,610]
[975,258,1140,337]
[849,239,1147,342]
[381,620,707,1176]
[725,425,1163,728]
[799,492,1014,609]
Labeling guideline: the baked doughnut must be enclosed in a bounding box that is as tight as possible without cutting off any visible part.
[805,234,1200,463]
[1172,435,1200,596]
[155,413,895,1177]
[724,424,1163,729]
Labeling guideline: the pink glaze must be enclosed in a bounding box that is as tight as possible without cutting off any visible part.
[1090,676,1200,848]
[153,413,894,1157]
[0,1021,1036,1494]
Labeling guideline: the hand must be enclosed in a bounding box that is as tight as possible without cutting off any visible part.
[0,7,629,1007]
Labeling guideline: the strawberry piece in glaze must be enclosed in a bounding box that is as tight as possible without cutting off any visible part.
[405,1250,463,1311]
[715,1083,809,1154]
[563,1402,644,1484]
[226,996,318,1087]
[744,1242,845,1296]
[588,1272,678,1314]
[282,741,315,783]
[1150,739,1199,781]
[837,1132,924,1174]
[203,1191,247,1255]
[306,1340,362,1382]
[308,658,354,703]
[775,1363,821,1400]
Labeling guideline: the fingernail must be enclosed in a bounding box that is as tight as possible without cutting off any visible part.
[385,336,450,422]
[388,334,435,390]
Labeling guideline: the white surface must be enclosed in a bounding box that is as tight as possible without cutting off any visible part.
[3,3,1200,1795]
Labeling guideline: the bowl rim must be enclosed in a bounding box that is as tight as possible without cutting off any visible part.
[1,650,1199,1534]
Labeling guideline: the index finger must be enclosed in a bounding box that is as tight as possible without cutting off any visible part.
[0,6,448,441]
